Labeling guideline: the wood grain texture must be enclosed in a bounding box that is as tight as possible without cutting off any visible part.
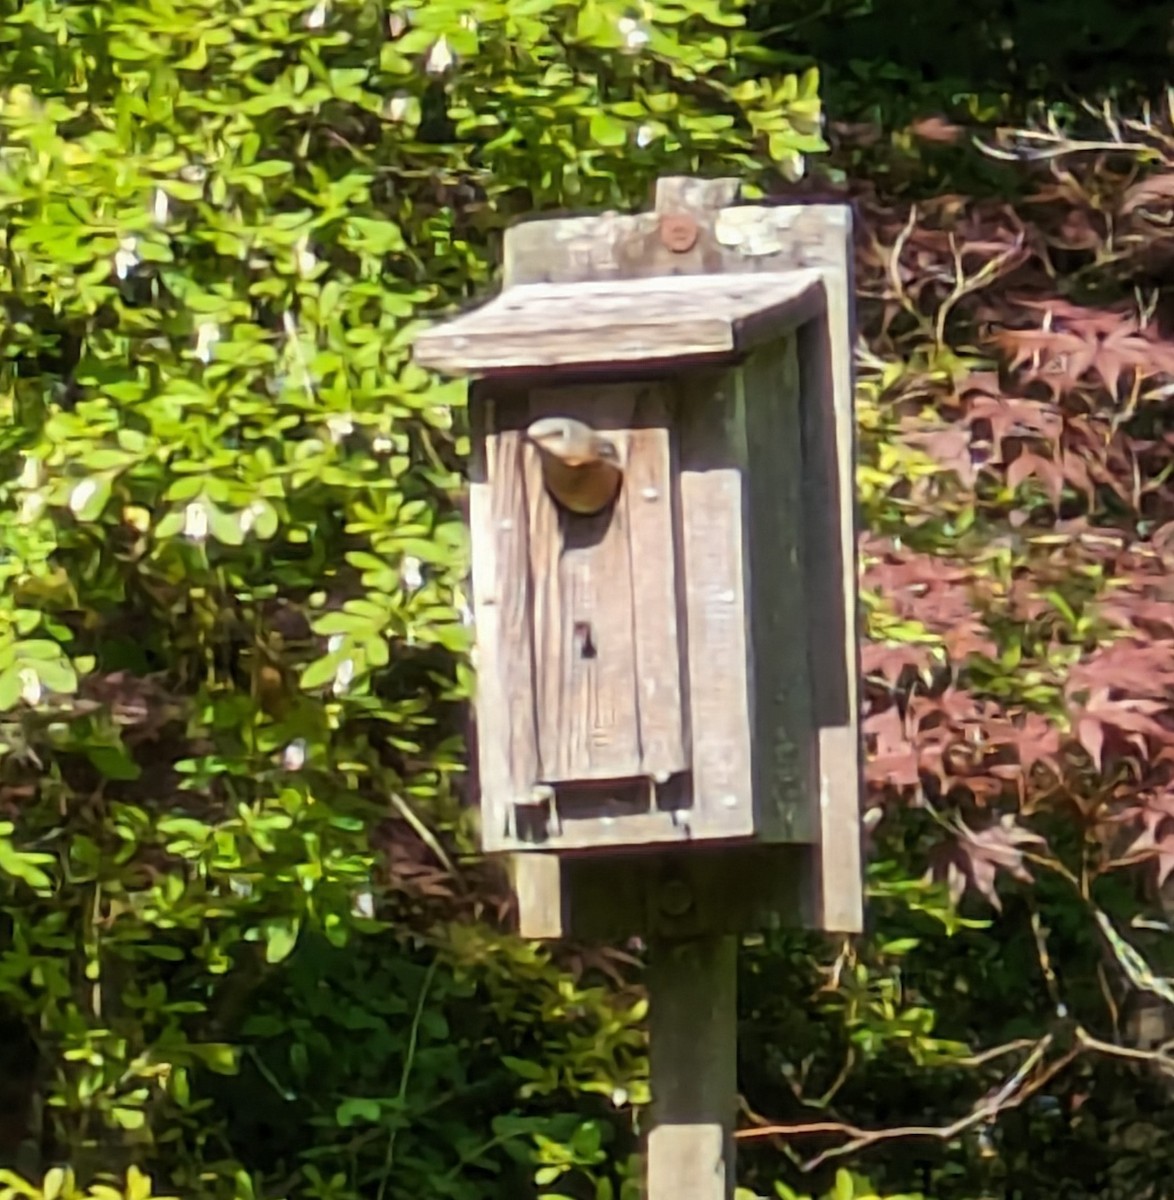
[798,304,864,935]
[474,382,692,853]
[517,810,693,855]
[739,339,818,845]
[510,853,564,940]
[432,190,862,933]
[624,386,689,781]
[412,272,824,375]
[496,199,863,932]
[676,372,755,840]
[524,387,642,782]
[499,202,853,288]
[526,844,808,940]
[493,430,543,813]
[654,175,741,214]
[647,935,737,1200]
[468,388,540,852]
[521,383,688,788]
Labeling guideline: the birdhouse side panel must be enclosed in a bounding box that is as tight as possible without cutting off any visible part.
[796,313,864,933]
[739,338,819,845]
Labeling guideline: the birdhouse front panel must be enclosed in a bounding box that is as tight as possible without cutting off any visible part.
[470,379,711,853]
[465,340,826,856]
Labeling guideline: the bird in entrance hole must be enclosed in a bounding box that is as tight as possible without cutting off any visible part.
[524,417,623,516]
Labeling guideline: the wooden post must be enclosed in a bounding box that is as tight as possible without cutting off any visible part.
[647,934,738,1200]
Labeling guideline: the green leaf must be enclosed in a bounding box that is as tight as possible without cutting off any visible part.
[335,1097,383,1126]
[86,744,142,781]
[190,1043,239,1075]
[67,476,113,522]
[501,1056,549,1080]
[588,111,627,147]
[299,655,342,691]
[0,841,54,890]
[263,916,301,964]
[0,670,22,711]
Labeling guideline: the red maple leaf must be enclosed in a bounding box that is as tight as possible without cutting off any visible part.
[934,815,1048,910]
[862,640,936,685]
[864,706,921,788]
[1120,791,1174,886]
[1074,688,1171,771]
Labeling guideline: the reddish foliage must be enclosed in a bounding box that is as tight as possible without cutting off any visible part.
[851,131,1174,902]
[932,815,1048,910]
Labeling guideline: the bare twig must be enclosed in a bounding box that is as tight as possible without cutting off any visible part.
[737,1036,1062,1173]
[737,893,1174,1174]
[933,231,1025,348]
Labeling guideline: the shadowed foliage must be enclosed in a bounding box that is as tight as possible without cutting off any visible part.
[4,2,1174,1200]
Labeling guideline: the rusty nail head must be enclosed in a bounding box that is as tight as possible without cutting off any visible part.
[659,213,698,253]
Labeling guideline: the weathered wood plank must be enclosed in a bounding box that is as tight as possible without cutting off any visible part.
[494,199,864,932]
[515,844,811,940]
[510,853,564,940]
[647,935,737,1200]
[654,176,741,213]
[676,373,755,839]
[436,189,862,934]
[740,338,818,845]
[525,387,643,782]
[412,272,824,376]
[481,414,541,845]
[499,202,853,289]
[468,390,525,849]
[624,386,689,781]
[798,304,864,935]
[519,810,692,855]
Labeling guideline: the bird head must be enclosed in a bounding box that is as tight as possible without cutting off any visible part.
[518,415,612,465]
[525,416,617,467]
[525,417,580,456]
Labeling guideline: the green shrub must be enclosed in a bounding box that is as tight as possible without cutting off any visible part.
[0,1,822,1196]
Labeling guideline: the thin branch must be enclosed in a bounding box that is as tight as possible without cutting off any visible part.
[375,956,439,1200]
[738,900,1174,1174]
[975,132,1152,163]
[737,1036,1063,1173]
[1075,1026,1174,1075]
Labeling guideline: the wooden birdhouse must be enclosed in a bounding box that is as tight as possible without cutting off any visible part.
[414,178,862,941]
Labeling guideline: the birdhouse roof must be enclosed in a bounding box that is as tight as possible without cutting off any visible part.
[412,269,825,376]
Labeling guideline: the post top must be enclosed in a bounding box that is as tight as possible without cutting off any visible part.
[412,268,825,378]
